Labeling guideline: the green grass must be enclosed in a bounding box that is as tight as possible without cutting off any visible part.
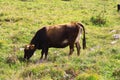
[0,0,120,80]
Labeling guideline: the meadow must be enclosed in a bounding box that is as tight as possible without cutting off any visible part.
[0,0,120,80]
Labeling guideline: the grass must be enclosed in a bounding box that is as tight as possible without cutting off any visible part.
[0,0,120,80]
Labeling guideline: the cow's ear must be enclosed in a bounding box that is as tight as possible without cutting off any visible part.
[30,44,35,49]
[25,45,30,50]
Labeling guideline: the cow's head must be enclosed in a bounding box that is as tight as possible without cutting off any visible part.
[24,44,36,60]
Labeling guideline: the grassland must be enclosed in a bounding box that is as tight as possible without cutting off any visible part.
[0,0,120,80]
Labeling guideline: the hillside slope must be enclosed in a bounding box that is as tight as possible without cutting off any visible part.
[0,0,120,80]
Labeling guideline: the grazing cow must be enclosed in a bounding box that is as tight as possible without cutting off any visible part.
[24,22,86,60]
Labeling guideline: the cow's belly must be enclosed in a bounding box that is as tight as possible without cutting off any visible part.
[48,39,69,48]
[50,44,69,48]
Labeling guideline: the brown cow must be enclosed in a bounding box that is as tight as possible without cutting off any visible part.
[24,22,86,61]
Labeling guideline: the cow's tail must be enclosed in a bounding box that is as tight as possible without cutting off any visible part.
[77,23,86,49]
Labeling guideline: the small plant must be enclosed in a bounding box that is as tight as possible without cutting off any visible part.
[6,45,19,64]
[6,55,18,64]
[90,4,107,26]
[90,14,107,26]
[113,68,120,80]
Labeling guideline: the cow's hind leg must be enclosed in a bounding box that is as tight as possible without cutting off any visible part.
[75,42,81,56]
[69,44,74,56]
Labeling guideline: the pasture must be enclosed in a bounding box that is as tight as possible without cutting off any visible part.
[0,0,120,80]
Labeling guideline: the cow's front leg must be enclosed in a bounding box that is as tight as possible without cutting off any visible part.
[40,50,44,60]
[40,47,48,60]
[39,49,44,63]
[44,48,48,60]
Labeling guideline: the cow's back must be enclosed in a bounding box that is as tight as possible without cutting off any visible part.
[46,23,80,48]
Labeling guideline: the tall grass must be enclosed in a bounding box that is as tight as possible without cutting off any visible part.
[0,0,120,80]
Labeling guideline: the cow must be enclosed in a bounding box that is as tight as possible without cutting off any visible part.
[24,22,86,61]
